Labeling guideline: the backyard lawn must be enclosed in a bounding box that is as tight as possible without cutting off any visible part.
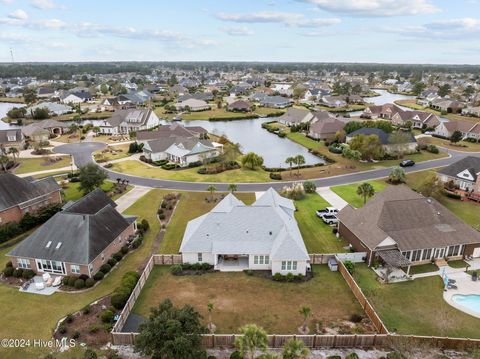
[14,156,71,174]
[94,143,132,162]
[61,181,132,202]
[110,160,271,183]
[159,192,256,253]
[0,189,167,359]
[331,180,388,208]
[405,263,438,275]
[355,264,480,338]
[418,136,480,153]
[132,265,364,334]
[294,193,348,253]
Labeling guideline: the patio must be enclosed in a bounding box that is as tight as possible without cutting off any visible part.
[215,256,249,272]
[19,274,62,296]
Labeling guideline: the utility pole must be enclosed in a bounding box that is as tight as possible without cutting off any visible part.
[9,48,14,63]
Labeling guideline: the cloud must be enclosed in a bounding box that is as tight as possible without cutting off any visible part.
[30,0,57,9]
[8,9,28,20]
[383,17,480,40]
[222,26,254,36]
[299,0,440,17]
[0,31,28,42]
[215,11,340,27]
[1,0,15,4]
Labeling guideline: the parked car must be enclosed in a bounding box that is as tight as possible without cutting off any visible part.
[316,207,339,218]
[399,159,415,167]
[322,214,338,225]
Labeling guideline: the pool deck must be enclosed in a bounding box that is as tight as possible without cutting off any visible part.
[443,271,480,319]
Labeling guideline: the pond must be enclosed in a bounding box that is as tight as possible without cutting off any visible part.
[366,89,415,106]
[160,118,322,168]
[0,102,24,130]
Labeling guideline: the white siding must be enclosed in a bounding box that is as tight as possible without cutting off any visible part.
[248,254,271,270]
[271,260,308,275]
[182,252,215,265]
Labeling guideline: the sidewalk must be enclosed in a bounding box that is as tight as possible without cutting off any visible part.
[316,186,349,210]
[115,185,152,213]
[17,166,75,178]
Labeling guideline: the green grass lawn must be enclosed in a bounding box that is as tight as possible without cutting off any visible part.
[294,193,348,253]
[448,260,468,269]
[132,265,364,334]
[61,181,132,202]
[160,192,255,253]
[0,189,168,359]
[355,264,480,338]
[94,143,132,162]
[331,180,388,208]
[405,263,438,275]
[418,136,480,152]
[14,156,71,174]
[111,160,271,183]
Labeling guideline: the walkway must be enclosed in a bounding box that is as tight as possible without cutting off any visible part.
[316,187,349,209]
[115,186,151,213]
[17,166,75,178]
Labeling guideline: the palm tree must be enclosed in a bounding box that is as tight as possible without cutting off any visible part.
[356,182,375,205]
[116,178,121,184]
[294,155,305,176]
[227,183,237,193]
[207,185,216,201]
[285,156,295,177]
[8,147,19,164]
[207,302,214,332]
[0,155,9,172]
[299,306,311,333]
[235,324,268,359]
[282,338,310,359]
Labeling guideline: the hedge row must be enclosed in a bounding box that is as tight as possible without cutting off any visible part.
[110,271,141,310]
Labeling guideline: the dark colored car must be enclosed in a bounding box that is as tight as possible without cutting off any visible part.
[399,159,415,167]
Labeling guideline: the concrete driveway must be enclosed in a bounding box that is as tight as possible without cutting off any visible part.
[316,187,349,209]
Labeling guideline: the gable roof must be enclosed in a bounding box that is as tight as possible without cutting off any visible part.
[0,173,60,211]
[278,108,313,124]
[438,156,480,182]
[0,129,23,144]
[8,189,134,265]
[337,185,480,252]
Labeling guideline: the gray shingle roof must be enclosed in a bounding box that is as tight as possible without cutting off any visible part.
[8,189,134,265]
[438,156,480,182]
[0,173,60,211]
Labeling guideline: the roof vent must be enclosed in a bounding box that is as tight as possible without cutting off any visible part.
[269,231,272,235]
[46,241,52,248]
[427,198,432,204]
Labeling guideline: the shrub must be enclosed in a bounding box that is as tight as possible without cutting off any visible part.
[350,313,363,323]
[3,266,14,277]
[6,261,12,267]
[273,273,284,281]
[141,219,150,232]
[158,213,165,220]
[85,278,95,288]
[245,269,253,276]
[88,325,99,334]
[157,208,164,215]
[58,324,67,334]
[121,245,129,254]
[386,353,407,359]
[13,268,23,278]
[72,331,81,339]
[65,313,74,324]
[22,269,35,279]
[67,277,77,287]
[111,292,130,310]
[170,264,182,275]
[100,263,112,274]
[113,252,123,261]
[303,181,316,193]
[230,351,243,359]
[344,260,355,275]
[79,274,89,281]
[131,237,143,249]
[345,354,360,359]
[101,309,115,323]
[285,272,295,282]
[74,279,85,289]
[82,305,91,315]
[426,144,439,154]
[445,191,461,200]
[269,172,282,180]
[84,348,98,359]
[107,258,117,267]
[93,271,104,281]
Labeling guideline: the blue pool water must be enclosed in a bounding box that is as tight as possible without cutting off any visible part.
[452,294,480,315]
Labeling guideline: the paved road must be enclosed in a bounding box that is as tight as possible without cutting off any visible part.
[53,142,479,192]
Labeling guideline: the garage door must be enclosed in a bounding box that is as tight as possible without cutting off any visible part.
[473,247,480,258]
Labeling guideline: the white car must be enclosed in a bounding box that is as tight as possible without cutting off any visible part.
[322,214,339,225]
[316,207,339,218]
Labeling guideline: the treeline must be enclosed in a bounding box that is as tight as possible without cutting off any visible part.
[1,62,479,80]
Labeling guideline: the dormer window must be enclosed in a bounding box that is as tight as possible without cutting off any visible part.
[7,135,16,141]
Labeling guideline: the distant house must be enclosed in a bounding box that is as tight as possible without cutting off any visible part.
[175,99,210,112]
[178,92,214,102]
[431,99,466,114]
[258,95,292,109]
[29,102,72,116]
[136,124,207,145]
[434,119,480,140]
[338,186,480,268]
[227,100,252,112]
[60,91,93,104]
[0,129,24,151]
[180,188,310,275]
[321,95,346,108]
[143,136,221,167]
[22,119,69,142]
[437,156,480,198]
[98,109,160,135]
[391,110,441,129]
[309,115,347,141]
[277,108,314,126]
[361,103,402,120]
[170,85,189,96]
[0,173,61,225]
[36,87,57,99]
[462,107,480,118]
[7,189,137,277]
[346,128,417,154]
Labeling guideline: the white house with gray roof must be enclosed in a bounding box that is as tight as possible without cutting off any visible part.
[180,188,310,275]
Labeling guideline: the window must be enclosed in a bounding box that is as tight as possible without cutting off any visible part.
[281,261,286,270]
[197,253,203,262]
[18,258,30,269]
[71,265,80,274]
[265,255,269,264]
[281,261,298,271]
[422,249,432,261]
[254,255,259,265]
[292,261,297,270]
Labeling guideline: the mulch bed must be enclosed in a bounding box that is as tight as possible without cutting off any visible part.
[54,296,116,347]
[246,269,314,282]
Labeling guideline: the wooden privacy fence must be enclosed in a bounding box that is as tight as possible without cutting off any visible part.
[335,256,389,334]
[309,252,366,264]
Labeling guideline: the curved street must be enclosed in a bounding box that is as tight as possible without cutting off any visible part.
[53,142,480,192]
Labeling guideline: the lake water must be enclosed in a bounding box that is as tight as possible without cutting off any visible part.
[0,102,24,130]
[160,118,322,168]
[366,89,415,106]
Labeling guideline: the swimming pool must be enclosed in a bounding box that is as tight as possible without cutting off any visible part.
[451,294,480,316]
